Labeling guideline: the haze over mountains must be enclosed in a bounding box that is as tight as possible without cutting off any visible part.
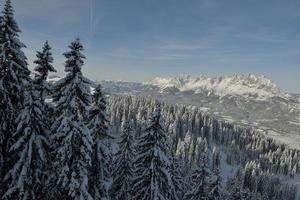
[91,74,300,148]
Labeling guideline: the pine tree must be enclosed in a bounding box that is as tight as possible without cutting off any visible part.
[209,147,222,200]
[32,41,56,199]
[170,157,185,199]
[184,154,211,200]
[110,117,135,200]
[132,107,177,200]
[33,41,56,101]
[3,83,49,200]
[226,169,244,200]
[32,41,56,134]
[51,38,93,200]
[88,84,112,200]
[208,168,222,200]
[0,0,30,196]
[212,147,220,171]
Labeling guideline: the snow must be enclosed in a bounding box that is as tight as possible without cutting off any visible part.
[266,130,300,149]
[145,74,287,100]
[47,75,61,83]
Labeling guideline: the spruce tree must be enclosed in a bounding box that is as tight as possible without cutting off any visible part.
[208,168,222,200]
[32,41,56,136]
[110,117,135,200]
[0,0,30,196]
[33,41,56,101]
[212,147,220,171]
[184,154,211,200]
[2,83,49,200]
[226,169,244,200]
[51,38,93,200]
[170,157,185,199]
[132,107,177,200]
[33,41,56,199]
[208,147,222,200]
[88,84,112,200]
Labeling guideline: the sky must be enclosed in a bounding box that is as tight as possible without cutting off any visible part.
[9,0,300,93]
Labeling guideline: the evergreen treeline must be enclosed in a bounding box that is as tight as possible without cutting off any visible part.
[0,1,298,200]
[107,95,298,199]
[108,95,300,177]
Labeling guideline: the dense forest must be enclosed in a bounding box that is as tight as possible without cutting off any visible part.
[0,0,298,199]
[107,95,298,200]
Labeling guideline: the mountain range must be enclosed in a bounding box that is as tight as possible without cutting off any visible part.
[96,74,300,149]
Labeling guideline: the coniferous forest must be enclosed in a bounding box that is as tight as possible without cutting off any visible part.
[0,1,299,200]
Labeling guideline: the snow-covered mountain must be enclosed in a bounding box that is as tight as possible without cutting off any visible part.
[97,74,300,149]
[146,74,287,100]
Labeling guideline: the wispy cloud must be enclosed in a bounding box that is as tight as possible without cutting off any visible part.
[4,0,300,93]
[151,40,212,51]
[102,47,194,61]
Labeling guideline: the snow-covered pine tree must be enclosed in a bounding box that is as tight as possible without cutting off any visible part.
[208,167,222,200]
[33,41,56,101]
[132,107,178,200]
[2,82,49,200]
[0,0,30,196]
[110,116,135,200]
[170,157,185,199]
[226,169,244,200]
[88,84,112,200]
[208,147,222,199]
[51,38,93,200]
[32,41,56,199]
[212,147,220,171]
[184,153,211,200]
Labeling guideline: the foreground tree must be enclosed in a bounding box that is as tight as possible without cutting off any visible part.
[33,41,56,199]
[132,107,178,200]
[33,41,56,101]
[51,38,93,200]
[110,117,135,200]
[88,84,112,200]
[3,83,49,200]
[0,0,30,195]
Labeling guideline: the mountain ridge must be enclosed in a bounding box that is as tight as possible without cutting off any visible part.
[145,74,288,100]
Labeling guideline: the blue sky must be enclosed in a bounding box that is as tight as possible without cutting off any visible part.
[11,0,300,93]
